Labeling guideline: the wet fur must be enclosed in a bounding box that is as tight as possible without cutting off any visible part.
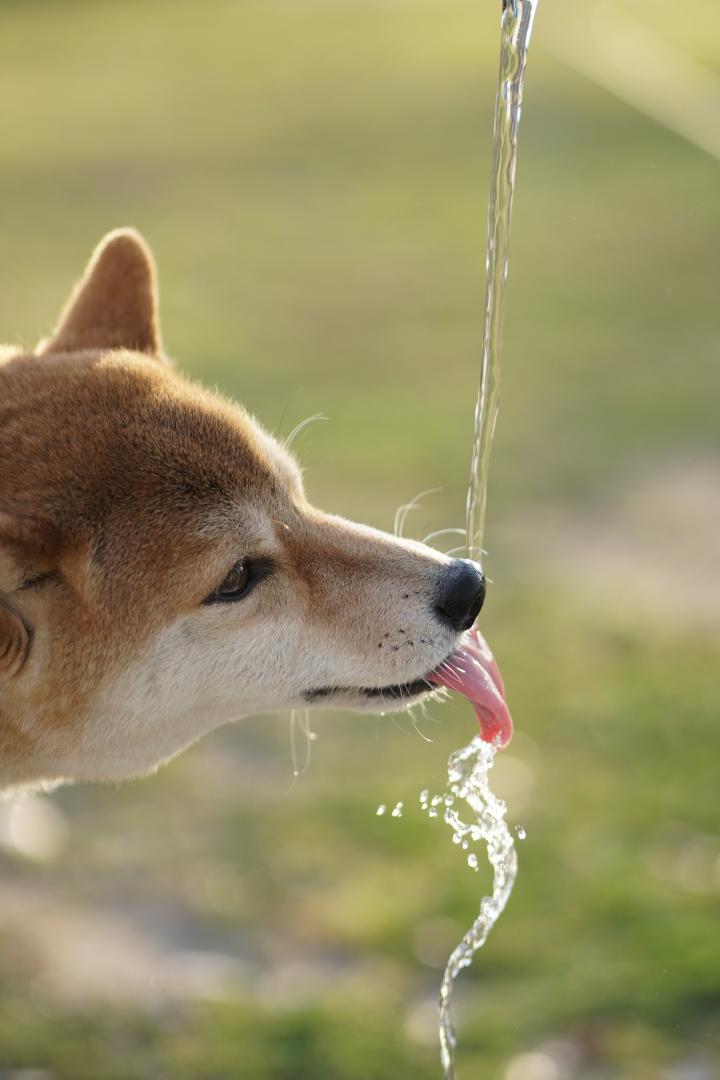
[0,231,459,791]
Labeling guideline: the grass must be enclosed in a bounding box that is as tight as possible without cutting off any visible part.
[0,1,718,1077]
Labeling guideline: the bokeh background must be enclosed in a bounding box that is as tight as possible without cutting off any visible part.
[1,1,718,1077]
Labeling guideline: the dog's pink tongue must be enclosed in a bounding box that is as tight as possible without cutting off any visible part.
[428,628,512,748]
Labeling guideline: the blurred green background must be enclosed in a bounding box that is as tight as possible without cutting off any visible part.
[1,1,718,1077]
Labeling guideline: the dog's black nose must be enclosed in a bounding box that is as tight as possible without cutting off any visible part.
[434,559,486,632]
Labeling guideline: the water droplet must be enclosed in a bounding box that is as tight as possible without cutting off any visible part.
[515,825,527,840]
[376,804,386,816]
[467,854,479,871]
[419,789,429,807]
[391,801,404,818]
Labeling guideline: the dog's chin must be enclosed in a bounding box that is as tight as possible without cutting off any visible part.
[302,678,442,714]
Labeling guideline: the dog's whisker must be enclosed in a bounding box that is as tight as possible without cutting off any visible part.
[283,413,327,451]
[289,708,301,778]
[447,658,468,673]
[419,699,442,726]
[393,486,443,538]
[437,659,467,678]
[421,527,466,546]
[289,707,316,778]
[442,544,489,559]
[407,705,433,743]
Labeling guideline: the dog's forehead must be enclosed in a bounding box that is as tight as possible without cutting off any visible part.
[103,361,285,487]
[1,350,302,544]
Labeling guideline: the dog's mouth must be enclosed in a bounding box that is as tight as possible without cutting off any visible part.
[304,677,432,706]
[304,628,512,747]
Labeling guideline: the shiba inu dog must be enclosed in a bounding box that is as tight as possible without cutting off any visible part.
[0,230,511,793]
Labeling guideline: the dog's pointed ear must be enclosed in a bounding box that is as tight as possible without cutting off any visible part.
[38,228,163,358]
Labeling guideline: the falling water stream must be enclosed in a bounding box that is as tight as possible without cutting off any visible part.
[466,0,540,561]
[424,738,518,1077]
[434,2,540,1077]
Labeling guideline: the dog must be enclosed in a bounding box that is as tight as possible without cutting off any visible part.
[0,230,510,793]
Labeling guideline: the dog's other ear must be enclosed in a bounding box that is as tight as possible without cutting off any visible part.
[0,601,32,677]
[38,228,164,358]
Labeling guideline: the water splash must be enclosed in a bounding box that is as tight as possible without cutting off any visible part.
[465,0,540,560]
[423,737,517,1079]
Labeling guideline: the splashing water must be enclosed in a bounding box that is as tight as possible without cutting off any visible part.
[435,2,540,1077]
[429,738,518,1078]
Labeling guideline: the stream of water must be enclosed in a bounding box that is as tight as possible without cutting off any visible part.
[436,2,540,1077]
[465,0,540,561]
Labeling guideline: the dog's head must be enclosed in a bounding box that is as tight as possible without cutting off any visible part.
[0,231,493,787]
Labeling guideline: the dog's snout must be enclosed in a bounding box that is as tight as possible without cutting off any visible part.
[434,559,486,632]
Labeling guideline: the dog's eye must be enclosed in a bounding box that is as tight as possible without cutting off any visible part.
[205,559,254,604]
